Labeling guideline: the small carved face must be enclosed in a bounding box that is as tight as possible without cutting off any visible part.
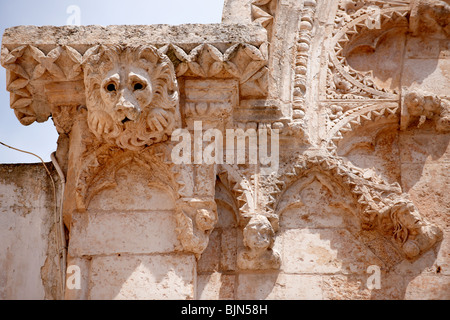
[398,202,424,230]
[84,45,180,150]
[243,216,274,251]
[195,208,218,233]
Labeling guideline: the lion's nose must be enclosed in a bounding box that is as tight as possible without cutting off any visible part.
[116,95,141,122]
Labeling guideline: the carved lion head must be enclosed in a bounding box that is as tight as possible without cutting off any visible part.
[83,45,180,150]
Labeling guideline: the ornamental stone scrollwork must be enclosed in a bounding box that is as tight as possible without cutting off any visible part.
[218,164,281,270]
[0,44,86,126]
[176,198,218,259]
[1,2,448,297]
[0,25,270,261]
[159,42,269,99]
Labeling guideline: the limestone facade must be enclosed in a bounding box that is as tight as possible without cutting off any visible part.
[0,0,449,299]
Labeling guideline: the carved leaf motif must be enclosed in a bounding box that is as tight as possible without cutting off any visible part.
[11,97,32,110]
[1,46,29,79]
[188,44,207,77]
[251,0,277,30]
[7,78,28,92]
[224,43,267,84]
[64,45,83,79]
[29,46,65,80]
[31,65,46,80]
[205,44,224,77]
[159,44,189,77]
[188,44,224,77]
[81,45,100,65]
[11,88,31,98]
[1,45,26,65]
[14,107,36,126]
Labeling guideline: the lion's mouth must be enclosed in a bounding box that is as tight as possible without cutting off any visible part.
[121,117,131,124]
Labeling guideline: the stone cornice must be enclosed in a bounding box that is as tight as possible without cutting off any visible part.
[1,24,267,47]
[1,24,268,126]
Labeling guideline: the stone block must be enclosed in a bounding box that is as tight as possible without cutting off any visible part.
[282,228,384,274]
[197,229,221,272]
[197,272,235,300]
[400,162,450,226]
[402,59,450,96]
[220,228,237,272]
[236,273,322,300]
[399,132,450,164]
[405,37,440,59]
[88,254,196,300]
[69,210,180,256]
[235,272,280,300]
[404,275,450,300]
[87,168,176,211]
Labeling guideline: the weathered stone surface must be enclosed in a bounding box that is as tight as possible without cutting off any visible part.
[69,210,180,256]
[2,24,267,47]
[0,164,60,299]
[197,272,235,300]
[282,228,385,274]
[1,0,449,300]
[88,254,196,300]
[404,274,450,300]
[236,273,323,300]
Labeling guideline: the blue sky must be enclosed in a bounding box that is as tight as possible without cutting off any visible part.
[0,0,224,163]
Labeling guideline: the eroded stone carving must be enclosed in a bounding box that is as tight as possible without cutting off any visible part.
[83,45,180,150]
[237,214,281,270]
[402,89,450,132]
[387,199,443,259]
[251,0,277,39]
[176,199,218,259]
[323,102,399,154]
[0,44,85,125]
[410,0,450,37]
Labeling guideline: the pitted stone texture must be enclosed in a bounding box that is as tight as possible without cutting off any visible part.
[88,254,196,300]
[68,211,180,256]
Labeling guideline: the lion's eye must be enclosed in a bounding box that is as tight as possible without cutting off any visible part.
[106,83,117,92]
[133,82,144,91]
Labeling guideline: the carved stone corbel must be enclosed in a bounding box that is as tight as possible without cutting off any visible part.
[175,198,218,259]
[217,163,281,270]
[82,44,181,151]
[401,89,450,132]
[383,199,443,259]
[237,214,281,270]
